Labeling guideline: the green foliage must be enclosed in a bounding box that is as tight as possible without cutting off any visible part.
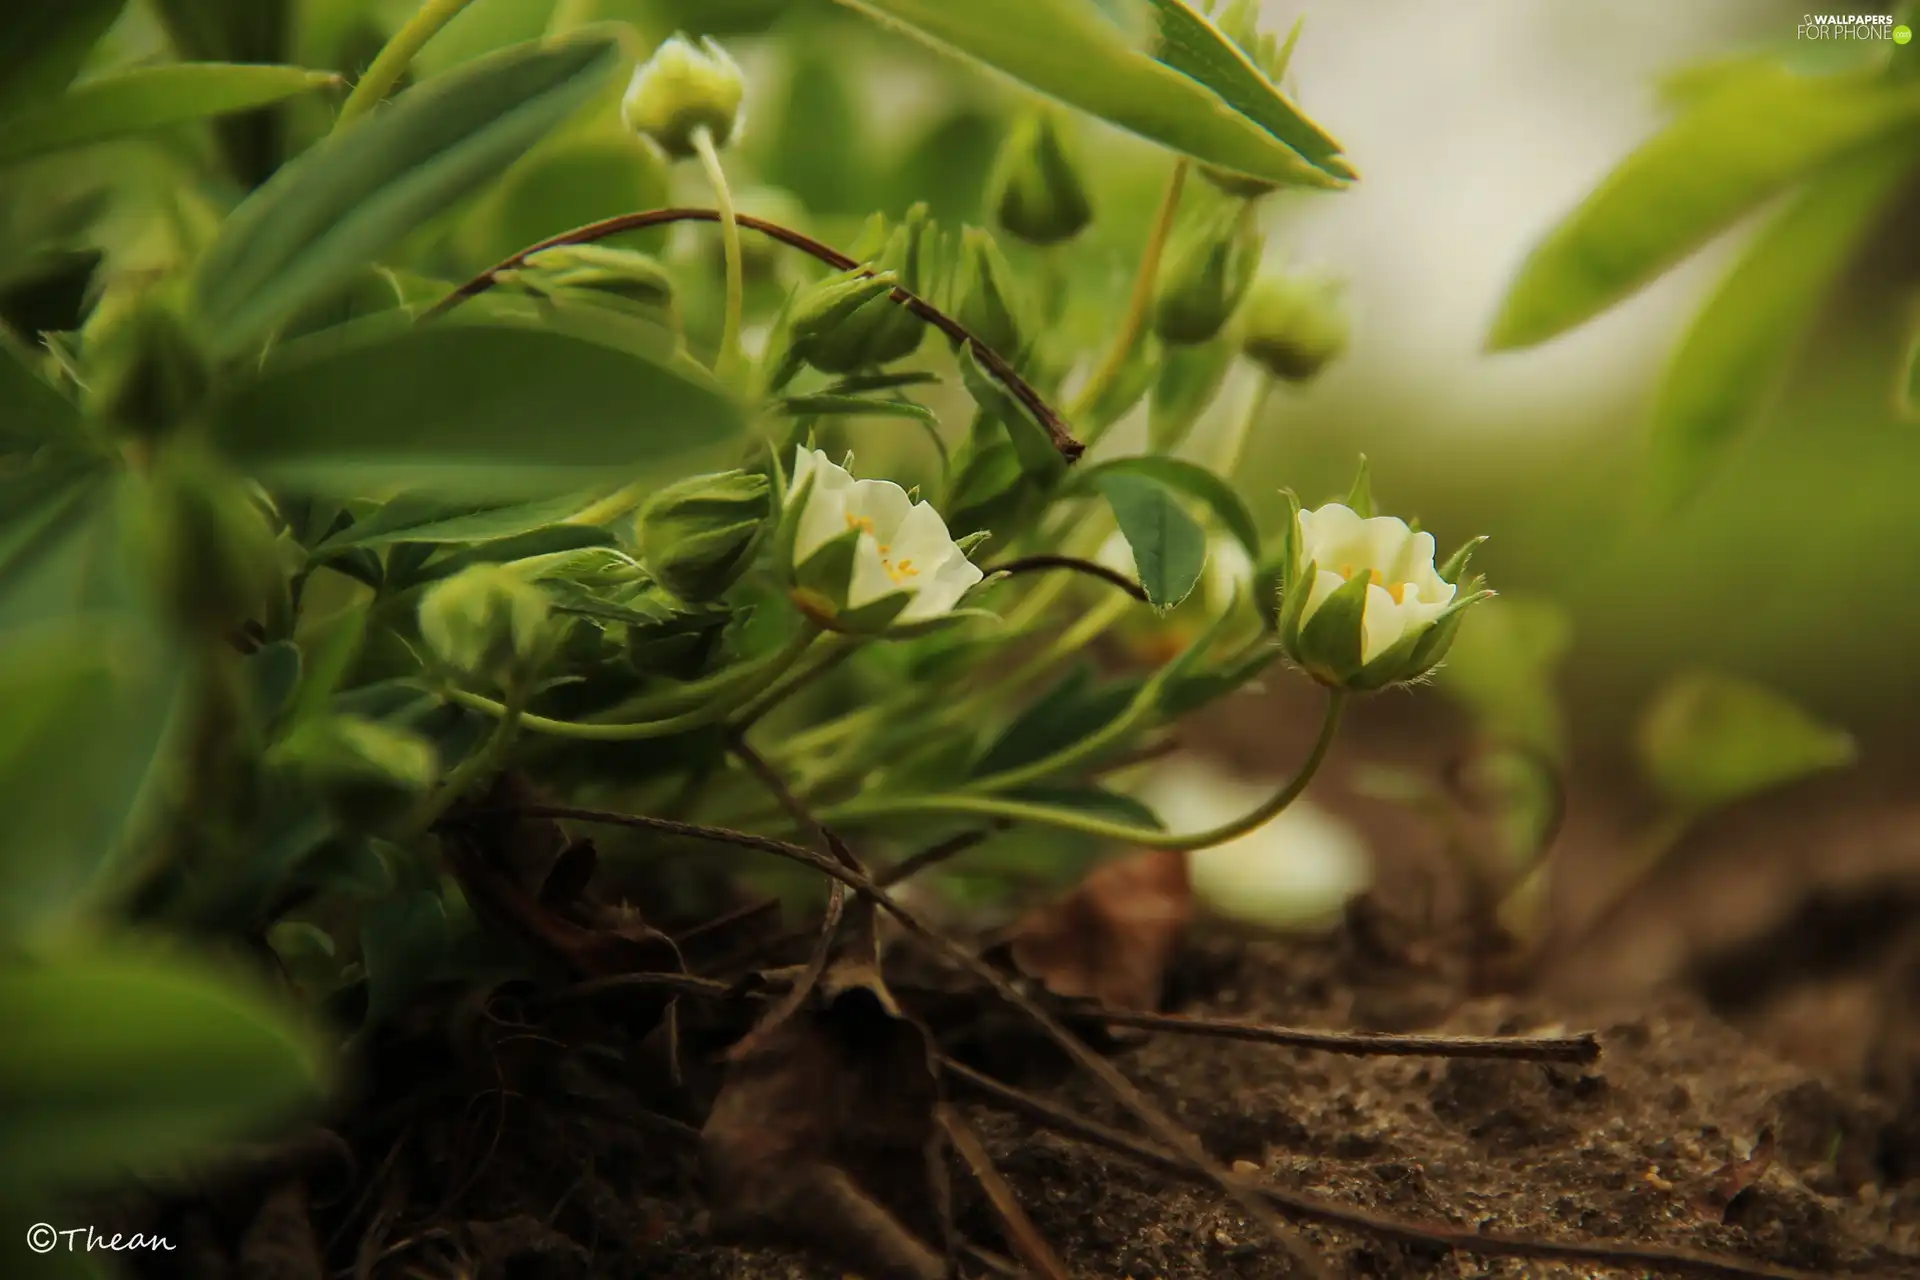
[1636,669,1857,815]
[1095,470,1207,608]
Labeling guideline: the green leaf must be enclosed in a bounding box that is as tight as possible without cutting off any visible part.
[315,491,603,553]
[1010,784,1164,830]
[836,0,1343,189]
[958,343,1067,482]
[972,663,1139,778]
[0,947,327,1192]
[1901,321,1920,422]
[359,890,450,1027]
[1649,139,1919,503]
[0,337,80,451]
[1144,0,1350,179]
[1636,669,1856,814]
[1095,470,1205,609]
[455,133,671,269]
[1148,337,1233,453]
[209,318,744,498]
[192,33,621,353]
[1075,454,1258,557]
[0,63,340,169]
[0,620,185,936]
[775,394,940,423]
[0,0,126,118]
[1488,67,1920,349]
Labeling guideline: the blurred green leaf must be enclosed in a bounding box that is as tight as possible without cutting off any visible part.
[1434,594,1572,756]
[764,38,869,215]
[0,0,126,118]
[1095,470,1205,608]
[1636,668,1856,814]
[0,948,326,1192]
[209,318,744,498]
[316,491,602,553]
[1010,783,1164,829]
[1649,140,1918,503]
[1075,454,1259,557]
[1901,321,1920,421]
[1489,67,1920,350]
[360,889,449,1026]
[456,134,671,270]
[1144,0,1349,179]
[0,621,184,935]
[0,64,340,168]
[192,33,621,354]
[1148,337,1233,452]
[891,107,1001,223]
[958,343,1067,481]
[0,338,80,451]
[836,0,1343,189]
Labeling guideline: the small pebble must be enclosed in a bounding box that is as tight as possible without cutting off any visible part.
[1230,1159,1261,1176]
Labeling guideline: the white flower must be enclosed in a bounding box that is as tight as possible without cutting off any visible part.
[1294,503,1455,665]
[788,447,982,625]
[1136,756,1372,931]
[621,34,744,160]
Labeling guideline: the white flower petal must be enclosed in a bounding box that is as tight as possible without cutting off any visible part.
[845,536,901,611]
[1360,581,1410,664]
[848,478,915,545]
[1299,567,1348,628]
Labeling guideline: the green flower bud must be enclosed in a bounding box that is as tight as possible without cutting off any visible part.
[418,564,555,690]
[1239,273,1349,382]
[990,112,1093,246]
[1273,468,1491,693]
[84,290,210,439]
[621,33,745,160]
[950,226,1027,361]
[141,449,283,634]
[801,205,934,373]
[1153,203,1262,346]
[267,715,438,831]
[635,468,771,602]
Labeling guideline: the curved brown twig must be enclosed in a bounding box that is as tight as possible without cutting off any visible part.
[423,207,1083,463]
[984,554,1149,602]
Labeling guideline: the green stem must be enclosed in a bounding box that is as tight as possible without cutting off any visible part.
[336,0,478,128]
[692,125,745,383]
[401,683,524,840]
[1066,158,1189,430]
[831,689,1346,851]
[1215,366,1274,478]
[449,626,816,739]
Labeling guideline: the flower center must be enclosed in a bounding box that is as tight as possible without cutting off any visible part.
[1338,563,1406,605]
[885,557,919,584]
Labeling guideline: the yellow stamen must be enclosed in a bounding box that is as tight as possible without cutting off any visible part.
[1338,563,1405,603]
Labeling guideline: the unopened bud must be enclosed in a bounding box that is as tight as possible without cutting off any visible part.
[1153,203,1261,347]
[801,204,934,373]
[636,468,771,602]
[950,226,1027,361]
[418,564,555,689]
[1239,274,1348,382]
[517,244,674,309]
[990,112,1093,246]
[621,34,744,159]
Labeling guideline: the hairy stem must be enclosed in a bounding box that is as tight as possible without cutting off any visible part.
[691,126,745,382]
[336,0,478,128]
[1066,159,1189,432]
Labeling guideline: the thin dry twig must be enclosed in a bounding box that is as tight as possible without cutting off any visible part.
[937,1104,1072,1280]
[1085,1009,1600,1064]
[518,802,1331,1280]
[424,207,1084,463]
[940,1058,1829,1280]
[876,827,1003,888]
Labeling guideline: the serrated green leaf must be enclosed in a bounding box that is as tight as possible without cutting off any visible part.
[1489,67,1920,349]
[1075,454,1259,557]
[1095,470,1205,609]
[0,0,126,118]
[1649,139,1919,503]
[208,318,743,498]
[0,949,326,1193]
[192,34,620,353]
[1636,669,1855,814]
[1144,0,1349,179]
[0,63,340,168]
[836,0,1342,189]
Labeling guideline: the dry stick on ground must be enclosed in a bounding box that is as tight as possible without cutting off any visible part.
[1086,1009,1599,1064]
[937,1103,1072,1280]
[939,1058,1828,1280]
[521,802,1331,1280]
[982,555,1150,602]
[424,207,1084,464]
